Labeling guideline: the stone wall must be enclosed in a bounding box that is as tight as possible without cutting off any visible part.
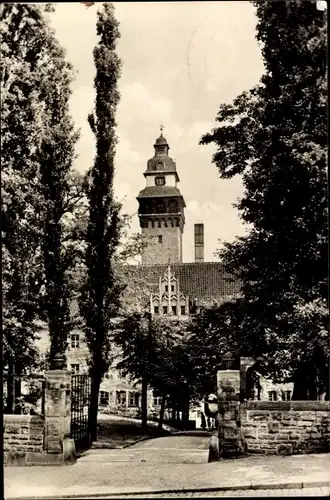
[4,414,44,466]
[241,401,330,455]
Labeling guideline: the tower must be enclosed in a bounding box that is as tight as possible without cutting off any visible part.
[137,130,186,265]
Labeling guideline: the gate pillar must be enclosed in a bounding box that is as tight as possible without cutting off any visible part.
[217,369,243,458]
[44,362,71,455]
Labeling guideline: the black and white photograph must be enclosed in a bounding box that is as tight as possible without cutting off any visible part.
[2,1,329,498]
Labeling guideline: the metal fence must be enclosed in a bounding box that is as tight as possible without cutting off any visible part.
[3,373,45,415]
[71,374,91,452]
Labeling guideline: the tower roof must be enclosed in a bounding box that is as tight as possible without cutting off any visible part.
[154,133,169,147]
[146,130,177,175]
[137,186,185,206]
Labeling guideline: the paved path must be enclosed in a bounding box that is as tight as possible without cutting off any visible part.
[5,435,330,499]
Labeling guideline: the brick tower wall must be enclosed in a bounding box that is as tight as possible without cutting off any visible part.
[141,220,182,265]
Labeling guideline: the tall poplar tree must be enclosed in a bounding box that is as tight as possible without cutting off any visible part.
[79,3,122,440]
[38,38,79,366]
[200,1,328,397]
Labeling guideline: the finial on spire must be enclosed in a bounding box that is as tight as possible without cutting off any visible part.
[160,124,164,134]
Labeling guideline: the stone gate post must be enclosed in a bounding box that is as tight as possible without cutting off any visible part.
[44,355,75,463]
[217,367,243,458]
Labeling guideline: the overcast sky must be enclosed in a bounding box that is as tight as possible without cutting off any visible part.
[50,2,264,262]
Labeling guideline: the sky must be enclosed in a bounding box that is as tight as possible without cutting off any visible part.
[50,1,264,262]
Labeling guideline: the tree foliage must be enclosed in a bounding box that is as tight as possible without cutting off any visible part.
[114,313,192,428]
[1,4,80,373]
[200,1,328,397]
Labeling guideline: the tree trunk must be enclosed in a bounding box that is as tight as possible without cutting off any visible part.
[89,375,101,443]
[183,392,189,428]
[141,377,148,430]
[14,378,21,414]
[158,392,167,432]
[6,359,14,414]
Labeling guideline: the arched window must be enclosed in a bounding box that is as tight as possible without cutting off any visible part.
[175,218,179,227]
[168,200,178,213]
[156,201,165,214]
[156,160,164,169]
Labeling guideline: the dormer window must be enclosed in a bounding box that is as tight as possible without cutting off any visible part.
[155,176,165,187]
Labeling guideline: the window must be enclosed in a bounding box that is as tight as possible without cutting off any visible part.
[71,364,80,374]
[171,285,175,292]
[71,334,80,349]
[156,202,165,214]
[163,306,168,314]
[158,235,162,244]
[155,176,165,186]
[165,285,168,292]
[154,306,159,314]
[172,306,177,315]
[156,160,164,169]
[181,306,186,315]
[116,390,127,406]
[268,391,277,401]
[100,391,109,406]
[129,392,139,407]
[281,390,292,401]
[168,200,178,213]
[153,396,162,406]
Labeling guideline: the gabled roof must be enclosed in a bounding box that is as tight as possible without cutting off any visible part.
[128,262,241,303]
[69,262,242,320]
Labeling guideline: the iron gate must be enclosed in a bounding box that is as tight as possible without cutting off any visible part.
[70,374,91,452]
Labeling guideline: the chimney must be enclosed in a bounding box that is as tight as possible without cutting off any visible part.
[194,223,204,263]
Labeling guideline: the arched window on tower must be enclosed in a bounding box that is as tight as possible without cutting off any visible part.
[156,160,164,169]
[168,200,178,213]
[156,201,165,214]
